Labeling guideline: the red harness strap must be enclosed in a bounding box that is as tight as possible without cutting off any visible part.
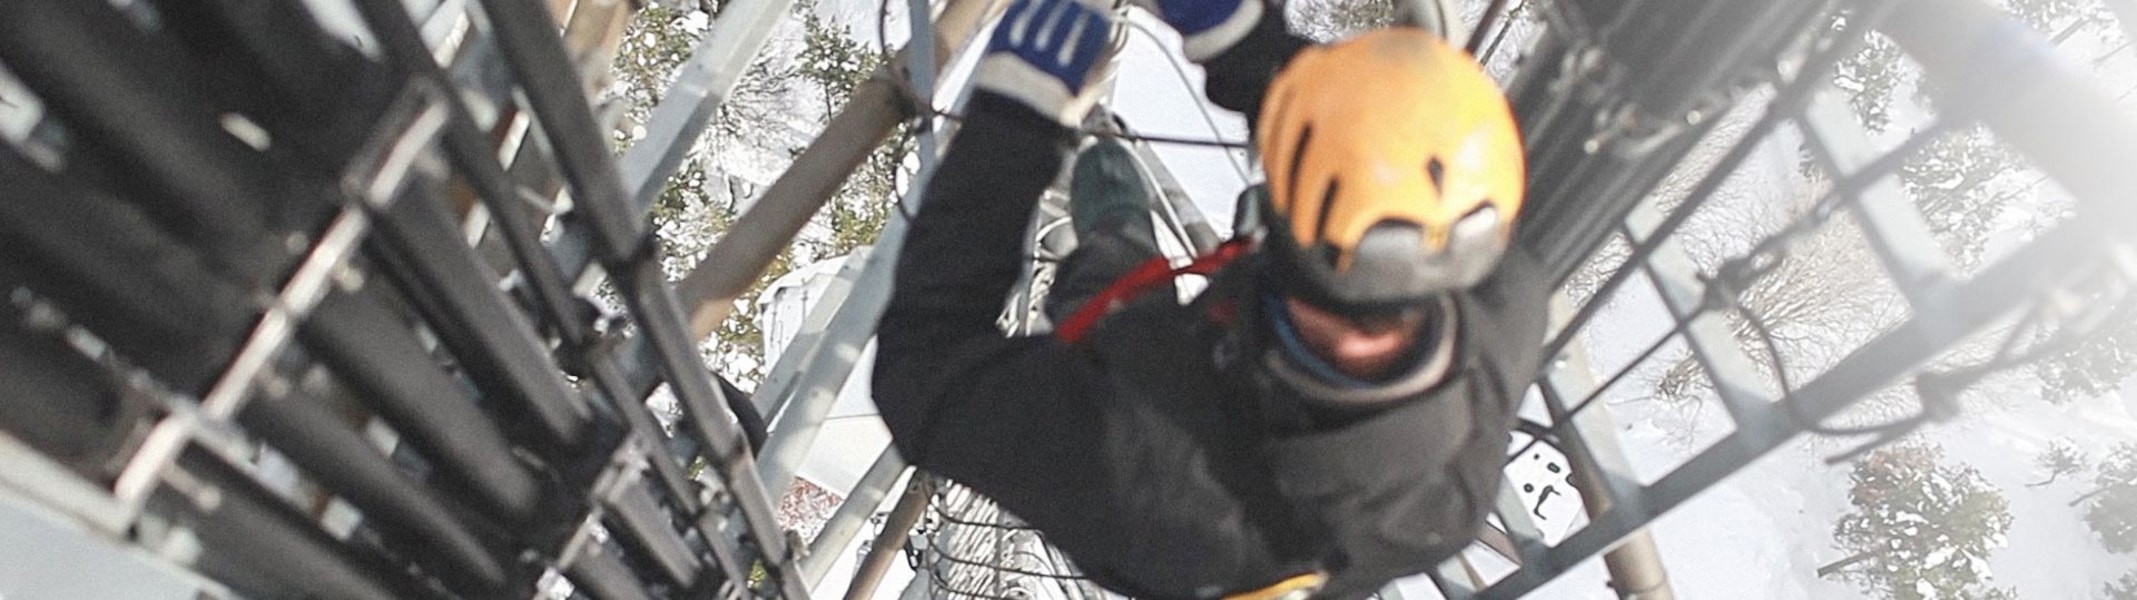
[1054,239,1252,344]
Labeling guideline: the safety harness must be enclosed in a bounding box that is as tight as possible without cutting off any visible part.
[1054,238,1252,344]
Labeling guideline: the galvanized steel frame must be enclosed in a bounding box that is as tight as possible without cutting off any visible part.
[1461,0,2137,597]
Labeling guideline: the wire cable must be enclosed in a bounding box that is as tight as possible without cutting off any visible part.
[1121,17,1256,183]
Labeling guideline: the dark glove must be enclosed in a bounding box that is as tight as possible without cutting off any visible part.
[1132,0,1264,62]
[974,0,1119,126]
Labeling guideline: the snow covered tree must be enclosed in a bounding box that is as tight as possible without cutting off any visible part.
[1287,0,1396,42]
[2106,570,2137,599]
[1895,126,2025,270]
[609,0,915,537]
[2035,299,2137,405]
[609,1,907,384]
[1823,0,2137,407]
[609,2,803,381]
[2032,438,2088,487]
[1832,0,2118,270]
[1644,183,1908,433]
[1819,444,2014,600]
[791,8,904,260]
[1838,0,2115,139]
[2079,443,2137,552]
[1994,0,2137,406]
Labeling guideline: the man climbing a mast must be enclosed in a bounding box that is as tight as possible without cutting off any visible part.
[871,0,1547,595]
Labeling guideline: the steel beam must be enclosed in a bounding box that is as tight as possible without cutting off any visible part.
[844,473,935,600]
[1538,297,1673,600]
[803,449,911,589]
[1624,201,1783,443]
[675,0,1009,339]
[614,0,806,215]
[1881,0,2137,229]
[751,7,997,492]
[1478,3,2137,594]
[1798,94,1953,304]
[752,194,909,496]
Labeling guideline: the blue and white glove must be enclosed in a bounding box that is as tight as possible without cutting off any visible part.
[1132,0,1263,62]
[975,0,1118,127]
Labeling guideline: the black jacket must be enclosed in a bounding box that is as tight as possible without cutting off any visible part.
[871,13,1550,600]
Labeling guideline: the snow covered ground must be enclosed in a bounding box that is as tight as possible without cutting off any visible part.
[1931,394,2137,599]
[1455,288,2137,600]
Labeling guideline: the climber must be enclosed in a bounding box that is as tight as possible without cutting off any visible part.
[870,0,1548,596]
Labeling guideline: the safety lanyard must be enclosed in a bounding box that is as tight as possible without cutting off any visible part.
[1054,239,1252,344]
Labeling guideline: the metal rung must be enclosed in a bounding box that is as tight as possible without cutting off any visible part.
[1624,203,1780,434]
[1800,92,1955,302]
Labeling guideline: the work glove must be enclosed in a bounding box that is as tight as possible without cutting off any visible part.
[1131,0,1263,62]
[974,0,1119,127]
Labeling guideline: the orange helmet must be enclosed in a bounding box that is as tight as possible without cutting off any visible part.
[1255,27,1524,311]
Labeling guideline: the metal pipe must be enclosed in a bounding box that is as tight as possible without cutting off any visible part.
[477,0,781,481]
[615,0,808,216]
[349,0,754,518]
[165,447,421,600]
[1549,329,1671,600]
[237,387,513,595]
[560,0,636,96]
[603,483,705,588]
[676,0,1009,339]
[749,238,895,494]
[1480,56,2137,596]
[472,0,643,264]
[1532,0,1881,357]
[564,543,657,600]
[301,288,548,524]
[844,473,935,600]
[349,0,758,563]
[750,0,1006,492]
[1465,0,1515,55]
[906,0,946,176]
[589,358,707,509]
[802,449,911,588]
[0,0,291,276]
[348,0,599,349]
[616,260,810,599]
[1880,0,2137,223]
[0,147,251,394]
[368,187,595,453]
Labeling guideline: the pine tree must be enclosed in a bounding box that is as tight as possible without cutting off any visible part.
[608,1,908,384]
[607,2,804,381]
[1991,0,2137,407]
[1894,125,2024,270]
[1287,0,1396,42]
[1819,444,2014,600]
[1825,0,2137,406]
[791,8,904,260]
[2031,438,2088,487]
[2106,570,2137,599]
[2035,300,2137,405]
[2079,443,2137,552]
[609,0,920,538]
[1838,0,2114,139]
